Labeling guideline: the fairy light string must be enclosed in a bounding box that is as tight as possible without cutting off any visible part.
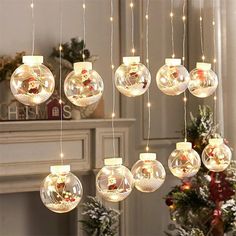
[170,0,175,58]
[30,0,35,55]
[199,0,205,61]
[130,0,135,55]
[110,0,116,158]
[82,0,86,61]
[145,0,151,152]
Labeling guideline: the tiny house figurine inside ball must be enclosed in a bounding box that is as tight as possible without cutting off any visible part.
[188,62,218,98]
[10,56,55,106]
[168,142,201,179]
[131,153,166,193]
[96,158,134,202]
[64,62,104,107]
[202,138,232,172]
[156,58,189,96]
[40,165,83,213]
[115,56,151,97]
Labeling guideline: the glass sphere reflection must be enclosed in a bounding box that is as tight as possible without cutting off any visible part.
[202,138,232,172]
[156,58,189,96]
[115,56,151,97]
[40,165,83,213]
[96,158,134,202]
[168,142,201,179]
[188,62,218,98]
[10,56,55,106]
[131,153,166,193]
[64,62,104,107]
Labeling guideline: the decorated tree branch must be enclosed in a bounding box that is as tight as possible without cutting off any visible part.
[165,106,236,236]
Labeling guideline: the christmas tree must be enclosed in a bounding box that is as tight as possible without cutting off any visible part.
[165,106,236,236]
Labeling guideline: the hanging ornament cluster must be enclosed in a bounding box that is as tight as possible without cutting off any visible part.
[202,138,232,172]
[96,158,134,202]
[64,62,104,107]
[115,56,151,97]
[168,142,201,179]
[10,56,55,106]
[156,58,189,96]
[188,62,218,98]
[131,153,166,193]
[40,165,83,213]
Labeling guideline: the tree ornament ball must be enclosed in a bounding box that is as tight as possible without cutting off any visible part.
[115,56,151,97]
[156,58,190,96]
[168,142,201,179]
[40,165,83,213]
[10,56,55,106]
[131,153,166,193]
[96,158,134,202]
[188,63,218,98]
[64,62,104,107]
[202,138,232,172]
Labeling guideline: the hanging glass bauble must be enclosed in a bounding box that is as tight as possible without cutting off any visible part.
[188,62,218,98]
[10,56,55,106]
[131,153,166,193]
[202,138,232,172]
[96,158,134,202]
[40,165,83,213]
[168,142,201,179]
[156,58,189,96]
[115,56,151,97]
[64,62,104,107]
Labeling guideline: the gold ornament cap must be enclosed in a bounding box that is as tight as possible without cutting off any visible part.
[196,62,211,70]
[165,58,181,66]
[104,158,123,166]
[23,56,43,65]
[50,165,71,174]
[123,56,140,65]
[209,138,223,146]
[74,62,92,74]
[176,142,192,150]
[139,153,156,161]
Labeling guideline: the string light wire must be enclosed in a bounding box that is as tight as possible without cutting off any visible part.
[30,0,35,55]
[199,0,205,61]
[82,0,86,61]
[130,0,135,55]
[170,0,175,58]
[145,0,151,152]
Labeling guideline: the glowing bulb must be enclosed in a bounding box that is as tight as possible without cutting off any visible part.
[172,54,175,58]
[182,16,186,21]
[131,48,135,54]
[112,112,115,118]
[145,14,149,20]
[200,17,203,21]
[147,102,151,107]
[202,55,205,61]
[146,58,149,64]
[60,153,64,158]
[111,64,115,70]
[30,3,34,8]
[130,2,134,8]
[110,17,113,22]
[212,21,215,26]
[82,3,86,9]
[59,99,62,104]
[214,96,217,101]
[213,58,217,63]
[59,45,63,51]
[170,12,174,17]
[183,97,187,102]
[146,146,149,152]
[182,57,185,61]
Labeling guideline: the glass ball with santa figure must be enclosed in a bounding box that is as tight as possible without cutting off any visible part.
[96,158,134,202]
[115,56,151,97]
[40,165,83,213]
[10,56,55,106]
[64,62,104,107]
[188,62,218,98]
[168,142,201,179]
[156,58,189,96]
[202,138,232,172]
[131,153,166,193]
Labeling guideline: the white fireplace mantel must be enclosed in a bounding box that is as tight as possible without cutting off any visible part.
[0,119,135,194]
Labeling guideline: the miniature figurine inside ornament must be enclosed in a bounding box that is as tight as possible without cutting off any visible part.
[40,165,83,213]
[64,62,104,107]
[96,158,134,202]
[115,56,151,97]
[168,142,201,179]
[156,58,189,96]
[10,56,55,106]
[131,153,166,193]
[188,62,218,98]
[202,138,232,172]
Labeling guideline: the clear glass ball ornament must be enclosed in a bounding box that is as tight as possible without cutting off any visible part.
[64,62,104,107]
[131,153,166,193]
[202,138,232,172]
[40,165,83,213]
[156,58,190,96]
[10,56,55,106]
[115,56,151,97]
[168,142,201,179]
[96,158,134,202]
[188,62,218,98]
